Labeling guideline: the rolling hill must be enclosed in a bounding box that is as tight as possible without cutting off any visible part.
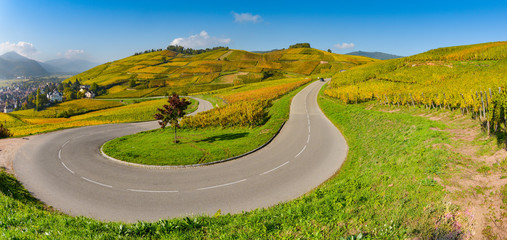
[325,41,507,110]
[65,47,376,98]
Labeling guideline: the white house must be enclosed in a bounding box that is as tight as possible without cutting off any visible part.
[85,91,95,99]
[3,105,13,113]
[47,90,63,102]
[79,85,91,93]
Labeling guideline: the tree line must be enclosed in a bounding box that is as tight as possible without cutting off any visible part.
[133,46,229,56]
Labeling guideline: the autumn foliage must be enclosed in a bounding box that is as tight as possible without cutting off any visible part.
[182,100,271,128]
[221,78,312,103]
[154,94,190,129]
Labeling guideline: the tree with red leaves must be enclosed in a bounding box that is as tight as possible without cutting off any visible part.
[154,93,191,143]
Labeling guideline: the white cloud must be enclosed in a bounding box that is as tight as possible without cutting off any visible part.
[170,31,231,49]
[232,12,262,23]
[334,42,355,49]
[64,49,85,58]
[0,41,38,58]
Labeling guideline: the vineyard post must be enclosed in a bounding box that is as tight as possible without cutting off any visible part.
[481,91,485,119]
[485,90,489,113]
[480,91,487,133]
[484,91,487,114]
[476,92,481,119]
[410,93,415,106]
[460,94,465,115]
[484,91,490,134]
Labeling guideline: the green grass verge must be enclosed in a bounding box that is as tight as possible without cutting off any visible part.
[1,86,461,239]
[102,83,303,166]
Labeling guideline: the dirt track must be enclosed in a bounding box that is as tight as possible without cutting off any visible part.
[0,137,31,173]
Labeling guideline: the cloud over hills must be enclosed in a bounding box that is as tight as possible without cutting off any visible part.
[170,31,231,49]
[334,43,355,49]
[0,41,39,59]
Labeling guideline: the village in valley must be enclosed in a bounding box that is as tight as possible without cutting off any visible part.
[0,77,97,113]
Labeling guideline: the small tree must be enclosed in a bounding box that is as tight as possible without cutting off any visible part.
[0,124,12,138]
[154,94,191,143]
[35,88,40,111]
[128,78,136,88]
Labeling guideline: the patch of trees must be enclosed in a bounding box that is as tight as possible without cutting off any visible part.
[62,79,106,101]
[23,88,49,111]
[133,46,229,56]
[262,70,284,80]
[289,43,311,49]
[166,45,229,55]
[133,49,165,56]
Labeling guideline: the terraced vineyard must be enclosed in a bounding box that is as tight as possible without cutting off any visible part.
[325,41,507,132]
[66,47,374,98]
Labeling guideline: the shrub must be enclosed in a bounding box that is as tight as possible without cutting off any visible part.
[0,124,12,138]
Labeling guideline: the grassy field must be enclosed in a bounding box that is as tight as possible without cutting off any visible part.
[2,97,197,137]
[102,81,306,165]
[0,85,473,239]
[11,99,123,118]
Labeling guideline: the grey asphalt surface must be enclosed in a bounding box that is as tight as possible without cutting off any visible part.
[14,80,348,222]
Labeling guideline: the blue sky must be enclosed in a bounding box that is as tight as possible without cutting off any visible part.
[1,0,506,63]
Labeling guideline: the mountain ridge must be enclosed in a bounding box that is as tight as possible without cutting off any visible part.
[41,58,99,74]
[0,51,100,79]
[0,52,49,79]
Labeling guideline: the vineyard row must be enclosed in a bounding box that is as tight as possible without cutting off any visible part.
[325,87,507,134]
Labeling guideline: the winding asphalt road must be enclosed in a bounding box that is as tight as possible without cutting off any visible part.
[14,80,348,222]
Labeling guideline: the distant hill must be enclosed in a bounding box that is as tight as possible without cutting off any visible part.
[0,52,49,79]
[41,58,100,74]
[346,51,403,60]
[0,51,100,79]
[65,47,376,98]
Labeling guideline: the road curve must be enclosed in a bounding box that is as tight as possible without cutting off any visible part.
[14,80,348,222]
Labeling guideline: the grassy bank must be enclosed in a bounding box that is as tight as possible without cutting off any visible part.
[101,82,304,166]
[0,85,464,239]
